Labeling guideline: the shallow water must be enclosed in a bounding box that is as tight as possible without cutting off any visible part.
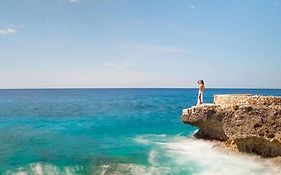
[0,88,280,174]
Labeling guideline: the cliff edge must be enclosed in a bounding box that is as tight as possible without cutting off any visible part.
[182,94,281,158]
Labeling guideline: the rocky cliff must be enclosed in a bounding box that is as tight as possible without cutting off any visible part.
[182,94,281,158]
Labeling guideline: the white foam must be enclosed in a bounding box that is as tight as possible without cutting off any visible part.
[134,135,150,145]
[31,163,42,175]
[6,163,81,175]
[97,163,171,175]
[148,150,158,165]
[14,172,27,175]
[133,134,168,145]
[134,135,281,175]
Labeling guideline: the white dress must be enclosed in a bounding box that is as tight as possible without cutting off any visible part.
[197,90,203,105]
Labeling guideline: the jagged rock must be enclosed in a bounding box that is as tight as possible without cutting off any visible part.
[182,94,281,158]
[234,137,281,157]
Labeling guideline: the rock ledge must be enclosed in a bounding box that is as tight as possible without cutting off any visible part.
[182,94,281,157]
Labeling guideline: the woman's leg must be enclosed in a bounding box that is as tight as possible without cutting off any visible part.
[197,92,202,105]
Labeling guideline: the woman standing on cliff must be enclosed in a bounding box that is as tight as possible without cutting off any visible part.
[197,80,205,105]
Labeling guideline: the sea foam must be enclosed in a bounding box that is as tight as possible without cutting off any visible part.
[5,163,82,175]
[133,134,281,175]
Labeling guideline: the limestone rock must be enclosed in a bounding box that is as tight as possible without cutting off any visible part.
[182,94,281,158]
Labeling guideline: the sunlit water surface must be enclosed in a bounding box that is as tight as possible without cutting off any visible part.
[0,89,280,174]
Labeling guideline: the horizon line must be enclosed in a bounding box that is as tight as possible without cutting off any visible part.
[0,87,280,90]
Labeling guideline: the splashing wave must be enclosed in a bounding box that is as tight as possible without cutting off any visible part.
[133,134,281,175]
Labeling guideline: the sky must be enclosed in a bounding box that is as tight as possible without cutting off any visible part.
[0,0,281,88]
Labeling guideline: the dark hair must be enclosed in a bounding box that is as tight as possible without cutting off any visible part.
[198,80,204,85]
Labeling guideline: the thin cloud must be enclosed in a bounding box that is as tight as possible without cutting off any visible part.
[0,28,16,35]
[56,0,79,3]
[68,0,79,3]
[190,5,196,9]
[104,61,132,71]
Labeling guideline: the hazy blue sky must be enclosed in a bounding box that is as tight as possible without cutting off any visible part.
[1,0,280,88]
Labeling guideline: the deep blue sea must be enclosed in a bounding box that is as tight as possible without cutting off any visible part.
[0,88,281,175]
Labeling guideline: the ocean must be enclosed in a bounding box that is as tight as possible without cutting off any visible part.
[0,88,281,175]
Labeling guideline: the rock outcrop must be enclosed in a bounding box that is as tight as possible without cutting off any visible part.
[182,94,281,158]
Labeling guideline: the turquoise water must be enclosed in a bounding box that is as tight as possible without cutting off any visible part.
[0,88,281,175]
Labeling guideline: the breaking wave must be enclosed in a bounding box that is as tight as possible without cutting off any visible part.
[4,163,84,175]
[132,134,281,175]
